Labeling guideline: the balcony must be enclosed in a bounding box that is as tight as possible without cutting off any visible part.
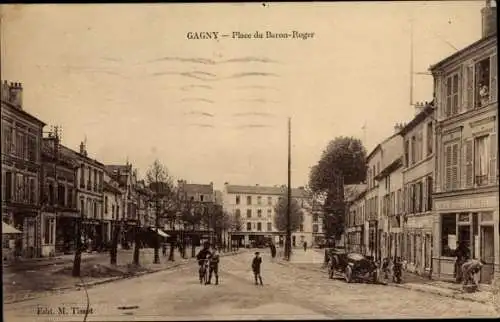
[475,175,489,187]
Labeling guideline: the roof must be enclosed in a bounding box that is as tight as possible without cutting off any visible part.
[225,184,308,198]
[105,164,132,186]
[344,184,367,202]
[399,104,435,136]
[180,183,213,194]
[374,157,403,180]
[1,99,46,126]
[41,139,79,169]
[103,181,122,194]
[59,145,104,167]
[429,33,497,72]
[367,130,404,162]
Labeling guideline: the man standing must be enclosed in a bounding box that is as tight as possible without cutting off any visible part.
[208,247,220,285]
[196,242,212,283]
[303,241,308,252]
[252,252,263,286]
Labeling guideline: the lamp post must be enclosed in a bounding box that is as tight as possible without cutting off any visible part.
[285,117,292,261]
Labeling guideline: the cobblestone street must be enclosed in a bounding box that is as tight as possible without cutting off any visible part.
[4,250,497,321]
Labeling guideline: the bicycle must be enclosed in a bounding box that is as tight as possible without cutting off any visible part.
[199,259,210,284]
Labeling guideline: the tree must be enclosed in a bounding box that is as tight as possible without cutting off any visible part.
[273,194,305,234]
[309,136,367,240]
[179,201,203,258]
[145,159,176,264]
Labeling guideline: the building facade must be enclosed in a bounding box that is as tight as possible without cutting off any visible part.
[345,184,367,254]
[364,146,382,259]
[431,4,498,283]
[40,134,79,256]
[103,170,124,244]
[1,81,46,258]
[222,183,324,248]
[399,103,436,276]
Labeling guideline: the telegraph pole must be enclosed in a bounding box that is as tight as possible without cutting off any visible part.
[286,117,292,261]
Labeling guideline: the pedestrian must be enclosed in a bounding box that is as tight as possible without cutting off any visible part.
[461,259,484,292]
[454,241,470,283]
[252,252,263,286]
[162,242,167,257]
[271,243,277,259]
[303,241,307,252]
[208,247,220,285]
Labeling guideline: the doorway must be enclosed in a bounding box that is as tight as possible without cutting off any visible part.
[480,226,494,284]
[458,225,471,255]
[292,236,296,247]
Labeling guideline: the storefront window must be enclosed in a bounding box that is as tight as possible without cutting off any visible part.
[441,214,456,257]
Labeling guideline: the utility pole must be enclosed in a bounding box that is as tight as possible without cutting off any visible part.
[154,193,160,264]
[286,117,292,261]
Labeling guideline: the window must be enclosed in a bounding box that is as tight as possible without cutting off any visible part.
[235,209,241,218]
[247,196,252,205]
[411,135,416,165]
[246,209,251,218]
[367,169,372,189]
[427,122,433,156]
[80,166,85,188]
[441,214,456,257]
[117,205,120,219]
[267,196,272,205]
[48,183,54,205]
[372,165,376,186]
[80,199,85,216]
[44,217,55,244]
[112,205,115,219]
[58,185,66,206]
[299,224,304,232]
[377,162,380,175]
[257,222,262,231]
[105,196,109,213]
[313,213,318,222]
[475,57,490,108]
[445,73,459,116]
[444,143,459,191]
[246,222,252,231]
[257,196,262,205]
[200,195,204,202]
[267,209,272,218]
[427,177,433,211]
[267,222,272,231]
[236,195,240,205]
[313,224,319,233]
[475,135,489,186]
[28,136,37,162]
[67,188,73,208]
[3,125,13,154]
[257,209,262,217]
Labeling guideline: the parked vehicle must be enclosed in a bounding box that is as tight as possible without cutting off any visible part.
[327,250,378,283]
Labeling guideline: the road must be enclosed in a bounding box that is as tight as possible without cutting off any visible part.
[4,251,497,321]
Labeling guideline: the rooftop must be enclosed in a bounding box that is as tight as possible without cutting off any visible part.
[225,184,308,198]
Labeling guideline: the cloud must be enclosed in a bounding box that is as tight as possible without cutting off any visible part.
[185,111,215,117]
[233,112,275,117]
[225,72,279,79]
[180,98,214,104]
[221,57,279,64]
[180,84,213,91]
[189,123,214,128]
[147,56,217,65]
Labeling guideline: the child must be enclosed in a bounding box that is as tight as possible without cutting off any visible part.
[252,252,263,286]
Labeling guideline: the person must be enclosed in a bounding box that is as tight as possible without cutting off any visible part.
[454,241,470,283]
[208,247,220,285]
[162,242,167,257]
[461,259,484,291]
[303,241,307,252]
[381,257,390,282]
[270,243,277,259]
[392,257,403,284]
[252,252,263,286]
[196,242,212,283]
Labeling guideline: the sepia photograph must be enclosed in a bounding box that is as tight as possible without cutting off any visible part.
[1,1,498,320]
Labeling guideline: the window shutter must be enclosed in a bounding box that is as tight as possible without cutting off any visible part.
[454,74,461,115]
[444,78,451,117]
[445,145,452,190]
[490,133,497,184]
[491,54,497,103]
[465,64,474,110]
[464,139,474,188]
[422,178,427,212]
[452,144,459,189]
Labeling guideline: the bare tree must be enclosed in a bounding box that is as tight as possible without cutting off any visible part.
[145,159,175,264]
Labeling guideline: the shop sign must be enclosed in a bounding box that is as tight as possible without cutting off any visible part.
[435,196,493,211]
[458,214,470,222]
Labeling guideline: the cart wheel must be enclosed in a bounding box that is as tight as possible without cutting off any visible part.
[345,266,353,283]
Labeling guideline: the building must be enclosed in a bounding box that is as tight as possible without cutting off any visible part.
[222,183,323,248]
[365,143,383,259]
[1,81,46,258]
[62,142,105,250]
[399,103,436,276]
[103,170,124,244]
[345,184,367,253]
[40,133,79,256]
[430,2,498,283]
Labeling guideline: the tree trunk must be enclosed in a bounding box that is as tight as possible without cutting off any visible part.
[133,226,140,265]
[182,232,187,258]
[110,222,120,265]
[72,220,82,277]
[168,240,175,261]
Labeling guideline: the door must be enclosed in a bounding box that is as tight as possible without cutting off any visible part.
[26,219,35,258]
[480,226,494,284]
[458,225,472,257]
[292,236,296,247]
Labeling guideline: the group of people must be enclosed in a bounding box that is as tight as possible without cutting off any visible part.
[195,242,264,286]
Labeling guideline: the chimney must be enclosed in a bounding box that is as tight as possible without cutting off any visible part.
[79,141,87,156]
[394,123,401,134]
[481,0,497,38]
[6,82,23,108]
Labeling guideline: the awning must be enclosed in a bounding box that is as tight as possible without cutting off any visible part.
[151,228,169,238]
[2,222,22,234]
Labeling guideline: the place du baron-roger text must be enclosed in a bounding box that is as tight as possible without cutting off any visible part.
[186,31,315,40]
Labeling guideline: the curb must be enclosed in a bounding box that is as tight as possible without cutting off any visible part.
[277,261,492,305]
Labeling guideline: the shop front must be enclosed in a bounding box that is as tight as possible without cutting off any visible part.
[55,213,78,254]
[433,190,499,283]
[82,218,100,251]
[388,215,402,259]
[367,220,378,259]
[403,214,433,276]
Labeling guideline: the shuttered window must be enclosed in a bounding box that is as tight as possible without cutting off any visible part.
[452,144,459,189]
[422,178,427,212]
[464,139,474,188]
[491,54,497,103]
[490,133,497,184]
[465,63,474,110]
[444,143,459,191]
[445,73,460,117]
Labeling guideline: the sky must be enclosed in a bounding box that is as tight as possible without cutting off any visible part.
[0,1,486,190]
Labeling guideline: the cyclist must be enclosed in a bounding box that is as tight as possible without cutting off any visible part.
[196,242,212,283]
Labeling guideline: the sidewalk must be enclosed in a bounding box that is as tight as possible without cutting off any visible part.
[3,247,244,305]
